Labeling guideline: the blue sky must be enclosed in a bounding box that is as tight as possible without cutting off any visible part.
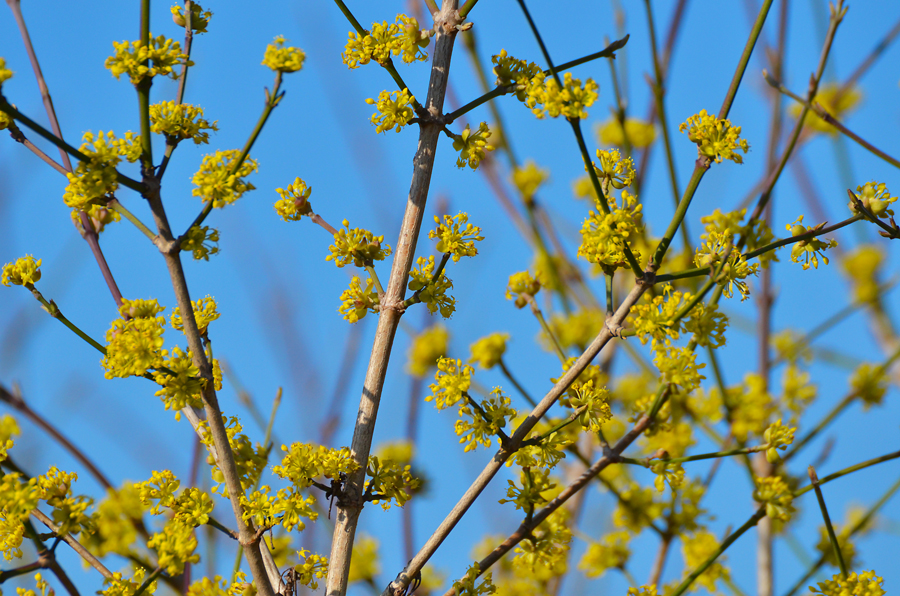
[2,1,900,595]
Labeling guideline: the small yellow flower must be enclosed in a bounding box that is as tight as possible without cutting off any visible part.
[149,101,218,145]
[452,122,495,170]
[408,325,449,377]
[492,50,542,101]
[763,419,796,463]
[1,255,41,287]
[342,15,430,69]
[338,276,380,323]
[274,177,313,222]
[170,3,213,33]
[429,212,484,261]
[348,535,380,584]
[468,333,509,369]
[753,476,795,522]
[366,88,415,134]
[597,117,656,148]
[794,83,862,135]
[810,570,885,596]
[262,36,305,73]
[511,160,549,200]
[0,57,14,87]
[171,295,220,335]
[191,149,259,208]
[505,270,541,308]
[408,255,456,318]
[180,225,219,261]
[680,109,750,164]
[526,71,599,120]
[105,35,192,85]
[786,215,838,270]
[328,220,392,268]
[850,181,896,219]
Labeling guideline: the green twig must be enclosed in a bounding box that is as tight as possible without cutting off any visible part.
[808,466,848,578]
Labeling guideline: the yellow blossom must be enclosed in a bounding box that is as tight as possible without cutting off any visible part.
[191,149,259,208]
[408,325,449,377]
[262,36,305,73]
[366,88,415,134]
[274,177,313,222]
[597,117,656,148]
[105,35,191,84]
[679,109,749,164]
[1,255,41,287]
[469,333,509,369]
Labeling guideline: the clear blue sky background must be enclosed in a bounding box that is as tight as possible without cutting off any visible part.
[1,1,899,595]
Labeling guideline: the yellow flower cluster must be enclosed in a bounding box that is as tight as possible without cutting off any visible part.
[506,270,541,308]
[763,419,796,463]
[328,220,392,268]
[272,442,358,490]
[348,535,380,584]
[842,244,883,304]
[469,332,509,369]
[753,475,795,522]
[293,552,330,591]
[679,109,750,164]
[185,575,249,596]
[850,181,896,219]
[492,50,542,101]
[793,83,862,135]
[171,295,220,335]
[241,485,317,531]
[452,123,495,170]
[428,357,473,411]
[36,467,94,537]
[1,254,41,287]
[653,346,706,393]
[366,88,416,134]
[180,225,220,261]
[454,387,517,452]
[850,362,887,409]
[105,35,191,84]
[191,149,259,208]
[787,216,838,270]
[408,324,449,377]
[511,161,549,201]
[150,101,218,145]
[544,310,603,352]
[700,208,778,268]
[274,177,313,222]
[100,568,158,596]
[365,455,421,509]
[578,190,643,272]
[81,483,143,558]
[452,563,496,596]
[597,117,656,148]
[408,255,456,318]
[613,482,664,532]
[513,509,572,571]
[578,530,630,578]
[63,131,141,226]
[727,373,776,441]
[342,15,430,69]
[694,231,759,301]
[525,71,599,120]
[200,416,266,496]
[0,415,18,462]
[810,571,884,596]
[171,2,213,33]
[592,148,635,190]
[338,276,380,323]
[101,298,167,379]
[682,531,730,592]
[152,347,205,414]
[430,212,484,261]
[262,36,305,73]
[0,57,13,87]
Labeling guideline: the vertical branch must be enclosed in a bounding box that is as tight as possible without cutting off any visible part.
[324,3,462,595]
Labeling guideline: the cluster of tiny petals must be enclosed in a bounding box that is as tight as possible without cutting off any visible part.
[492,49,542,101]
[1,255,41,287]
[408,256,456,318]
[506,270,541,308]
[407,324,449,377]
[149,101,218,144]
[810,571,885,596]
[63,130,140,225]
[452,122,495,170]
[191,149,259,208]
[512,160,549,200]
[101,298,168,379]
[100,568,158,596]
[593,148,636,189]
[786,215,838,270]
[366,88,415,134]
[171,295,220,335]
[754,475,795,521]
[763,419,796,463]
[274,177,313,221]
[0,57,13,87]
[105,34,192,84]
[338,276,380,323]
[694,231,759,301]
[469,333,509,369]
[152,347,204,415]
[272,442,358,489]
[794,82,862,135]
[578,190,643,272]
[428,357,473,410]
[455,387,517,452]
[365,455,422,509]
[526,71,599,120]
[342,14,430,69]
[262,36,305,73]
[680,109,750,164]
[598,117,657,148]
[429,212,484,261]
[170,2,213,33]
[180,225,219,261]
[850,181,896,219]
[328,220,392,267]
